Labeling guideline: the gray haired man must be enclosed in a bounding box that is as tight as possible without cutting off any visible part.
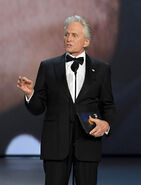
[17,15,116,185]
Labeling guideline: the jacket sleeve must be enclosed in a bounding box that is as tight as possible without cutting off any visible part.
[25,61,47,115]
[99,64,116,130]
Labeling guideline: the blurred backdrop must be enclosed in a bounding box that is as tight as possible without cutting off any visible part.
[0,0,140,156]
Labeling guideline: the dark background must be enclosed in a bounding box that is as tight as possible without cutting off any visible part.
[103,0,141,155]
[0,0,141,156]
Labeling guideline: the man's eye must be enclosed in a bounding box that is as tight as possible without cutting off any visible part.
[65,33,69,37]
[73,34,78,37]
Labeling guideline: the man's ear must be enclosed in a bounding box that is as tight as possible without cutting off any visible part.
[84,39,90,48]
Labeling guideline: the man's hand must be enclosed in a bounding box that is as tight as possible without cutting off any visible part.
[17,76,34,99]
[89,116,110,137]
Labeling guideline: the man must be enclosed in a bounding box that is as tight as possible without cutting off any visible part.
[17,15,116,185]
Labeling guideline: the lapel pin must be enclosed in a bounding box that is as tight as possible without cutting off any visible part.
[92,69,95,72]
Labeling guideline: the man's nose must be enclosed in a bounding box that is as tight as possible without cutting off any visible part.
[67,34,72,42]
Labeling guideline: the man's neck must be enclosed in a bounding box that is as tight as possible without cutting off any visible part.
[67,51,86,58]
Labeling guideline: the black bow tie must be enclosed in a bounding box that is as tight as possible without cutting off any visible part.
[66,55,84,65]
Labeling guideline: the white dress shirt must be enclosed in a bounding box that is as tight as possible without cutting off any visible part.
[65,51,86,102]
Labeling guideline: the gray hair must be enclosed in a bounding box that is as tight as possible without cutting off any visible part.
[64,15,92,41]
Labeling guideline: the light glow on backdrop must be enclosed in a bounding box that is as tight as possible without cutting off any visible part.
[6,134,40,155]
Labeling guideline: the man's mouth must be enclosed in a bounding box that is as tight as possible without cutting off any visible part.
[66,43,72,48]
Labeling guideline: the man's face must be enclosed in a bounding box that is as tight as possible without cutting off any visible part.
[64,22,89,56]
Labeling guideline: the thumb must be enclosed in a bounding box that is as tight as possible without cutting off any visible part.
[89,116,97,124]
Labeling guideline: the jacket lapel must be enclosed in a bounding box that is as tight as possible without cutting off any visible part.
[76,54,97,103]
[54,54,72,100]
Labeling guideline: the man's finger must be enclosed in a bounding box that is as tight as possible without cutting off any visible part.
[21,77,32,83]
[18,76,22,83]
[17,83,23,89]
[89,127,98,135]
[18,76,32,85]
[17,79,22,86]
[94,133,103,137]
[17,82,21,87]
[92,130,104,137]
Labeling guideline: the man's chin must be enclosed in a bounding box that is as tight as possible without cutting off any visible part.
[65,48,73,53]
[65,48,81,55]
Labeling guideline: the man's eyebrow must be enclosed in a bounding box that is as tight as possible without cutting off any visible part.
[65,31,78,34]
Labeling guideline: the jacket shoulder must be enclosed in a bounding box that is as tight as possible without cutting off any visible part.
[89,56,110,68]
[41,54,65,66]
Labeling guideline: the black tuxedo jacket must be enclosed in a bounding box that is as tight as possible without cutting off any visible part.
[25,53,116,162]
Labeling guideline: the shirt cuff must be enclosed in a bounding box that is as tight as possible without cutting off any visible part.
[105,127,110,135]
[25,90,34,103]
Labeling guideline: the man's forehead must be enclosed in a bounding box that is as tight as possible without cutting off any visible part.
[66,22,84,32]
